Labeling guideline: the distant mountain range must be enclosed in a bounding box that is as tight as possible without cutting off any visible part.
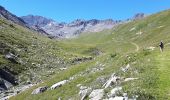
[21,15,122,38]
[0,5,145,38]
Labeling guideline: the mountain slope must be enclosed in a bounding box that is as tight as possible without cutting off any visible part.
[9,9,170,100]
[0,6,26,27]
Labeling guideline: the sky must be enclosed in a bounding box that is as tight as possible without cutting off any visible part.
[1,0,170,22]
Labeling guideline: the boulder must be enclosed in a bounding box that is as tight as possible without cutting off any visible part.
[51,80,68,90]
[121,64,130,72]
[109,87,122,97]
[103,73,121,88]
[0,69,18,85]
[5,52,18,63]
[89,89,104,100]
[79,86,92,100]
[124,78,138,82]
[31,86,47,94]
[0,78,14,91]
[108,96,125,100]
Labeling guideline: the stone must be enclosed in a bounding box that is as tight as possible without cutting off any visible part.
[108,96,125,100]
[103,73,121,88]
[124,78,138,82]
[59,68,67,70]
[110,86,122,97]
[51,80,68,90]
[89,89,104,100]
[79,86,92,100]
[5,52,18,63]
[31,86,47,94]
[121,64,130,72]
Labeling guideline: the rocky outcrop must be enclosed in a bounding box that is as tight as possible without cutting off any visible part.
[0,69,18,85]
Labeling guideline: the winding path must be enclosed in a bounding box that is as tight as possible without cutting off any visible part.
[131,42,139,52]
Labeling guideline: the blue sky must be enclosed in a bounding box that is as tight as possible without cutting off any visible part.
[1,0,170,22]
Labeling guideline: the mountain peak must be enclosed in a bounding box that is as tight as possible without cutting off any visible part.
[21,15,54,27]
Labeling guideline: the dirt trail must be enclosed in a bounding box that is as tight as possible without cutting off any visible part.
[131,42,139,52]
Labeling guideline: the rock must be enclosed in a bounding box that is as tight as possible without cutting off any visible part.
[76,84,82,87]
[31,86,47,94]
[89,89,104,100]
[103,73,121,88]
[110,87,122,97]
[129,27,136,31]
[147,46,155,51]
[79,86,92,100]
[96,77,107,85]
[72,56,93,63]
[121,64,130,72]
[51,80,68,90]
[108,96,125,100]
[59,68,67,71]
[136,31,143,35]
[5,52,18,63]
[124,78,138,82]
[123,93,128,100]
[0,69,18,85]
[58,97,62,100]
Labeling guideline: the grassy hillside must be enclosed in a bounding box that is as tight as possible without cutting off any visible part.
[2,9,170,100]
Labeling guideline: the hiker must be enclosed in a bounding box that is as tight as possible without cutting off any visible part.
[159,40,164,52]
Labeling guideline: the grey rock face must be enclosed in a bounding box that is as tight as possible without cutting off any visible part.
[0,69,18,85]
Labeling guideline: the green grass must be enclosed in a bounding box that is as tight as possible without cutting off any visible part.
[0,9,169,100]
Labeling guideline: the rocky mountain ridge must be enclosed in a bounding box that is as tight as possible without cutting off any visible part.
[21,13,145,38]
[21,16,122,38]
